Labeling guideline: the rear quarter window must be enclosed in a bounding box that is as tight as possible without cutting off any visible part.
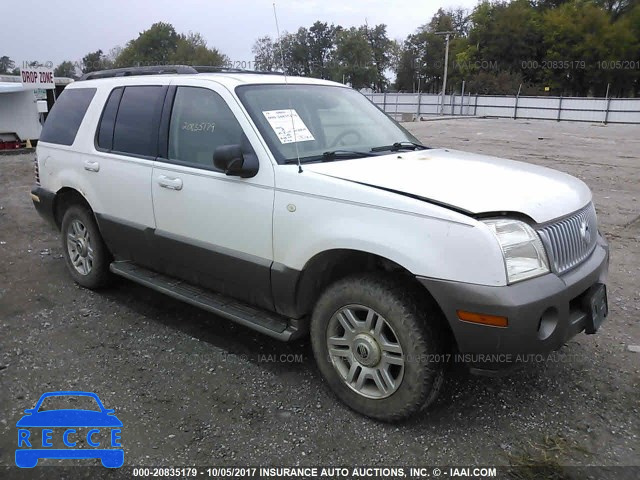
[39,88,97,146]
[96,87,124,151]
[112,85,166,157]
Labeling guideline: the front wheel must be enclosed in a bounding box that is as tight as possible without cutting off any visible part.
[310,274,446,422]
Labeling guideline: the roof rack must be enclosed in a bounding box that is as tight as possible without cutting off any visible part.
[78,65,285,81]
[191,66,285,75]
[78,65,198,81]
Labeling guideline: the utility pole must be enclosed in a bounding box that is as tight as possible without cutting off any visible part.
[435,31,455,115]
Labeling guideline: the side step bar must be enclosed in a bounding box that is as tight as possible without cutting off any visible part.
[110,261,305,341]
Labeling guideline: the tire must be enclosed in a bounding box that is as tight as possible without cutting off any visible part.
[310,273,446,422]
[60,204,112,289]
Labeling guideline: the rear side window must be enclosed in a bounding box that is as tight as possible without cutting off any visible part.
[96,87,123,150]
[39,88,96,146]
[112,86,166,157]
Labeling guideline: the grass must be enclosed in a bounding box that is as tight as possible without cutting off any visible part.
[506,434,592,480]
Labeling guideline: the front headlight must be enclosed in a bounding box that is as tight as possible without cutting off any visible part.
[482,219,549,284]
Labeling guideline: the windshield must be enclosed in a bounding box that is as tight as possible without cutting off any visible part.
[235,84,422,164]
[38,395,102,412]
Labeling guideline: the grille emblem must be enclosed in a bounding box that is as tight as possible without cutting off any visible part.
[579,221,591,245]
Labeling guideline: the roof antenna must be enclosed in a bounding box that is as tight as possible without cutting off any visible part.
[273,2,303,173]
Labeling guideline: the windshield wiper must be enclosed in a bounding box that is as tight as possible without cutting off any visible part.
[370,141,429,153]
[284,150,373,164]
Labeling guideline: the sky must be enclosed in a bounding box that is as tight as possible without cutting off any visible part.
[1,0,481,69]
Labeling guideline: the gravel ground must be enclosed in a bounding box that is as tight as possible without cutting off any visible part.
[0,118,638,478]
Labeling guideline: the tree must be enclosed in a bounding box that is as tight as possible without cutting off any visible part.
[82,50,107,73]
[365,24,393,91]
[252,35,277,71]
[170,32,228,66]
[270,28,311,76]
[0,56,15,74]
[542,1,638,96]
[467,0,544,81]
[333,27,377,89]
[114,23,228,69]
[395,8,469,93]
[115,22,180,67]
[54,61,77,78]
[307,21,341,78]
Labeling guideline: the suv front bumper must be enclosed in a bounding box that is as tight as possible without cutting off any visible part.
[418,234,609,359]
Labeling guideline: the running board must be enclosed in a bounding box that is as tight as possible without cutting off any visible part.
[109,261,304,341]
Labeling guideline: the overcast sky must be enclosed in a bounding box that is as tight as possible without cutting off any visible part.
[2,0,480,68]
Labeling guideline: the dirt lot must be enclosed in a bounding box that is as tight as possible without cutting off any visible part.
[1,118,638,478]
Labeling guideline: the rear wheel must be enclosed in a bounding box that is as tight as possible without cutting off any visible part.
[61,205,112,289]
[310,273,446,422]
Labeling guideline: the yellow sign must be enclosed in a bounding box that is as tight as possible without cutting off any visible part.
[544,86,550,92]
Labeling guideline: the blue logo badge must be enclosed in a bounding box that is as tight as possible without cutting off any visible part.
[15,391,123,468]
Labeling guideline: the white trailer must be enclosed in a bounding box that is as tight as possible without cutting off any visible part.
[0,75,73,144]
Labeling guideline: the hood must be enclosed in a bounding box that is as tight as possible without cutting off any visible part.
[304,149,591,223]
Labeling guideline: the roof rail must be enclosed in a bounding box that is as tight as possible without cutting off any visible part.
[191,66,285,75]
[77,65,288,81]
[78,65,198,81]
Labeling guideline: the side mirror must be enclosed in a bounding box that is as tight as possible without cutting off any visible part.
[213,144,258,178]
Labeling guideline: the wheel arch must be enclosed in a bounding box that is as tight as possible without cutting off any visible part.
[274,248,453,343]
[53,187,94,229]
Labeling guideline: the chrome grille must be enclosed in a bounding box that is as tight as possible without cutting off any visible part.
[537,203,598,274]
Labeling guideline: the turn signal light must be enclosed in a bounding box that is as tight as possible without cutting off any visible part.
[457,310,508,328]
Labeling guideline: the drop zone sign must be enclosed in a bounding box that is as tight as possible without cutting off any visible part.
[20,68,55,90]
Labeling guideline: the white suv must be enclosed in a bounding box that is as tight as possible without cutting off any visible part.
[31,66,609,421]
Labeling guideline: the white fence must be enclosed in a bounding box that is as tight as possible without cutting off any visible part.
[368,92,640,124]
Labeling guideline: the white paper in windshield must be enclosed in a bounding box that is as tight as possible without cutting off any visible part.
[262,109,315,144]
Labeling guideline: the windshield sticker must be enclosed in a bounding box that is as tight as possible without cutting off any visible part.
[262,109,315,144]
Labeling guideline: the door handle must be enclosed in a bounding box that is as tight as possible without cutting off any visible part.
[157,175,183,190]
[84,160,100,172]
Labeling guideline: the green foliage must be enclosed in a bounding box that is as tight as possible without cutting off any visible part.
[395,0,639,96]
[115,22,179,67]
[170,32,228,66]
[251,21,391,90]
[0,56,15,74]
[54,61,77,79]
[333,27,378,89]
[82,50,109,73]
[308,21,341,78]
[253,36,276,71]
[247,2,640,96]
[110,22,228,69]
[542,1,639,95]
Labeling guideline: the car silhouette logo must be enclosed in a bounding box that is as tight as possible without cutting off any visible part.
[15,391,123,468]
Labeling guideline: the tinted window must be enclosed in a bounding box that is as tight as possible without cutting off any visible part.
[113,86,165,157]
[96,87,123,150]
[39,88,96,145]
[168,87,243,169]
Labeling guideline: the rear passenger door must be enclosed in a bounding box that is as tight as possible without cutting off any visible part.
[151,82,275,310]
[90,83,168,267]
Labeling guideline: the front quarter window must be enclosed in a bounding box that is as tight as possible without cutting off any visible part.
[236,84,420,164]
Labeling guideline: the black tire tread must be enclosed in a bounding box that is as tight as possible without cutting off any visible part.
[310,272,447,422]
